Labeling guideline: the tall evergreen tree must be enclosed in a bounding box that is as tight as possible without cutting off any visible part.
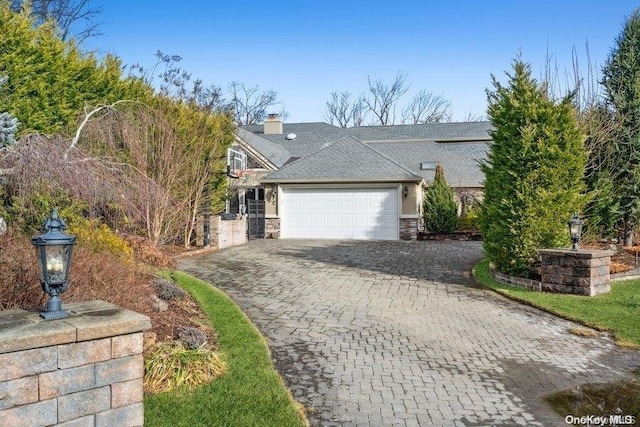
[480,59,586,277]
[0,2,141,135]
[601,9,640,246]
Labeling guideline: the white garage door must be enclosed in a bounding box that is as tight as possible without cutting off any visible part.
[281,187,399,240]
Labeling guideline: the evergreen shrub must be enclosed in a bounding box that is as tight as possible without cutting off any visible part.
[423,164,458,233]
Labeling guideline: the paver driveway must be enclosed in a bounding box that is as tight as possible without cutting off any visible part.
[178,240,639,426]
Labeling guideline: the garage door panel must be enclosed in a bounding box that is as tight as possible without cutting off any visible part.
[282,187,398,240]
[312,214,325,223]
[312,201,325,211]
[340,215,353,224]
[354,214,368,223]
[340,200,354,210]
[325,201,339,210]
[326,214,339,225]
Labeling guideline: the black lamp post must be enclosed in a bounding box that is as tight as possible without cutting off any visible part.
[568,213,583,251]
[31,211,76,320]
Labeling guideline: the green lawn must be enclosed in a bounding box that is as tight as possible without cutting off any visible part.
[473,259,640,348]
[144,271,308,427]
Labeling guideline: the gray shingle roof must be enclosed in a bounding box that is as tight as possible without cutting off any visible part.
[345,121,492,142]
[241,122,344,138]
[235,128,292,168]
[371,140,489,187]
[239,121,492,186]
[262,136,422,183]
[260,132,337,158]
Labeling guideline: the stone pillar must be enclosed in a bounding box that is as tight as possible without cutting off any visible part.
[538,249,613,296]
[399,218,419,240]
[265,218,281,239]
[0,300,151,427]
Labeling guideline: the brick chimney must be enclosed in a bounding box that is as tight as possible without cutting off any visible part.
[264,113,283,134]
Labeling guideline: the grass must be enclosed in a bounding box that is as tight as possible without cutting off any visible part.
[144,270,308,427]
[473,259,640,349]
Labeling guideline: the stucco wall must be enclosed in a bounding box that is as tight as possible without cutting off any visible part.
[401,182,420,216]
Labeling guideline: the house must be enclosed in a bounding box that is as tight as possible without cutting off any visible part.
[228,114,491,241]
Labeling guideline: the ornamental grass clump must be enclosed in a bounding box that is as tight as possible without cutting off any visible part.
[144,342,226,395]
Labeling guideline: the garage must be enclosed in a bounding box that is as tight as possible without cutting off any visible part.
[280,187,399,240]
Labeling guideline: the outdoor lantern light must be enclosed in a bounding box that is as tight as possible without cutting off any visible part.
[31,210,76,320]
[402,184,409,199]
[568,213,583,251]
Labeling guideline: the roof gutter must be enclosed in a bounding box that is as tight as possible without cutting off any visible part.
[260,177,423,184]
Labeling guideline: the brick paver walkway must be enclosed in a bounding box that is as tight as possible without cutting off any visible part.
[178,240,639,426]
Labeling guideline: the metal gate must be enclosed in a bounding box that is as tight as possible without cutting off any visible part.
[247,199,265,239]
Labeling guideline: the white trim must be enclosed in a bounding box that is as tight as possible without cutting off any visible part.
[261,178,420,184]
[400,214,421,219]
[277,182,401,189]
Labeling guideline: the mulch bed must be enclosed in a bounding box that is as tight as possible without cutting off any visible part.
[582,242,639,274]
[417,231,483,241]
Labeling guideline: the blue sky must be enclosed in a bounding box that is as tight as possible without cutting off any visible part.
[85,1,635,123]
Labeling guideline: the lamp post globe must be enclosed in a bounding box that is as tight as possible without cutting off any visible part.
[567,213,583,251]
[31,210,76,320]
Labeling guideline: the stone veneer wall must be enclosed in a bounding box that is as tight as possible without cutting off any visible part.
[538,249,613,296]
[399,218,419,240]
[197,215,247,249]
[265,218,281,239]
[0,300,150,427]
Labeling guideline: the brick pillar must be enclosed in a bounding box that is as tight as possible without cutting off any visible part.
[0,300,151,427]
[538,249,613,296]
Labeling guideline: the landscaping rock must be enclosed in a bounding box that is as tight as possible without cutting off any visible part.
[151,295,169,313]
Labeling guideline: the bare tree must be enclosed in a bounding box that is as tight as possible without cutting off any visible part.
[74,101,230,246]
[401,90,452,124]
[461,110,486,122]
[323,91,368,128]
[365,72,410,125]
[351,94,368,127]
[11,0,103,43]
[228,81,287,125]
[129,52,228,113]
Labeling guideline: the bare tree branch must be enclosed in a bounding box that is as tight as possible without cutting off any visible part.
[401,90,452,124]
[65,100,138,159]
[228,81,287,125]
[323,92,368,128]
[461,111,486,122]
[365,72,410,125]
